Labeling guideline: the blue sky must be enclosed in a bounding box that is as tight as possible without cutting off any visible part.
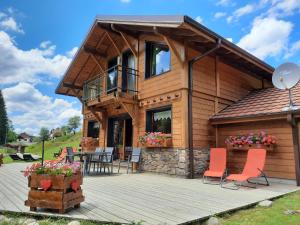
[0,0,299,135]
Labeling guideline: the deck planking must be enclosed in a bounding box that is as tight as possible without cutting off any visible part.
[0,163,299,225]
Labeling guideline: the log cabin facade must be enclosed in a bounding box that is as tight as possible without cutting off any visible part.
[56,15,300,185]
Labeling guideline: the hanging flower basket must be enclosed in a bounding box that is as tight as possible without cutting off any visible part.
[24,161,84,213]
[139,132,172,148]
[225,131,276,151]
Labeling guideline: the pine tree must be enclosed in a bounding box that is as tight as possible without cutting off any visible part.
[0,90,8,145]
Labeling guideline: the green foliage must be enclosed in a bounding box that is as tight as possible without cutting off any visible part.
[68,116,81,134]
[219,191,300,225]
[6,120,17,143]
[39,127,50,141]
[61,125,71,136]
[0,90,8,145]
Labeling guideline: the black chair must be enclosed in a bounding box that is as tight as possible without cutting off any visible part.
[9,153,23,160]
[118,147,132,173]
[88,147,104,174]
[100,147,114,174]
[127,148,142,173]
[23,153,40,161]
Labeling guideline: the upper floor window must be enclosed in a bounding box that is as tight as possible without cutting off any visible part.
[146,106,172,134]
[145,42,170,78]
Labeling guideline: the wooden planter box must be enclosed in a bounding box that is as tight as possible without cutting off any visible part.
[142,137,173,148]
[227,143,275,151]
[25,173,84,213]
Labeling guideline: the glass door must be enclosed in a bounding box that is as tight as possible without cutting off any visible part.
[122,50,136,94]
[107,57,118,94]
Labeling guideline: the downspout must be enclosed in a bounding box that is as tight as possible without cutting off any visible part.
[188,38,222,179]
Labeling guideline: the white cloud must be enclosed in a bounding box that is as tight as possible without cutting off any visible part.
[216,0,232,6]
[214,12,227,19]
[226,37,233,42]
[0,30,74,85]
[267,0,300,17]
[237,17,293,59]
[67,47,79,58]
[195,16,204,24]
[285,40,300,58]
[0,12,6,19]
[2,83,82,135]
[0,17,24,33]
[227,4,255,23]
[120,0,131,3]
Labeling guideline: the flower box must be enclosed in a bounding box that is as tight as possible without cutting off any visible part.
[227,143,275,151]
[25,173,84,213]
[24,161,84,213]
[139,132,172,148]
[143,137,172,148]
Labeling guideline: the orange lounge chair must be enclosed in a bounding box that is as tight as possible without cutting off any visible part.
[53,147,77,162]
[203,148,227,184]
[221,148,269,189]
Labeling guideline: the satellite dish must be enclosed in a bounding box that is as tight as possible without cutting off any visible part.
[272,62,300,111]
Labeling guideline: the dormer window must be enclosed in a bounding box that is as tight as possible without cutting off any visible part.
[145,42,171,78]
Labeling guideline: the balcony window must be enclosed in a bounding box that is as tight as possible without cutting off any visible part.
[146,106,172,134]
[145,42,170,78]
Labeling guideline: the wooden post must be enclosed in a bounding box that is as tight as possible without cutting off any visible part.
[288,113,300,186]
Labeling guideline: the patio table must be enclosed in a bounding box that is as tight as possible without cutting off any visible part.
[73,151,109,176]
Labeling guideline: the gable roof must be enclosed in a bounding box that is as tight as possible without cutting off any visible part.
[55,15,274,97]
[210,85,300,123]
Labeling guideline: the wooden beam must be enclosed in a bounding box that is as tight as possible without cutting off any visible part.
[90,54,104,73]
[105,31,121,55]
[88,107,104,124]
[83,46,107,58]
[69,89,83,103]
[120,32,137,58]
[153,27,184,67]
[63,83,82,90]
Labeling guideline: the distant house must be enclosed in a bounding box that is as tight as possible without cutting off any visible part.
[50,128,63,139]
[17,132,33,143]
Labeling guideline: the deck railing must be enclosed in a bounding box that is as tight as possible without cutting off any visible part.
[82,65,138,102]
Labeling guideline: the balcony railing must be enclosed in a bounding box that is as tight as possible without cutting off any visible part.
[82,65,138,102]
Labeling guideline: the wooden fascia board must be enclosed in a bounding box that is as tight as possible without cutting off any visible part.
[210,114,287,125]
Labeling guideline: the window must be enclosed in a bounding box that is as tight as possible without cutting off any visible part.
[146,107,172,134]
[87,121,100,138]
[145,42,171,78]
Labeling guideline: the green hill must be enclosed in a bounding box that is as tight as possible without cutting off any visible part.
[0,132,82,164]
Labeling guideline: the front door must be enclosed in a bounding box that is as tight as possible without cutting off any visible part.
[107,115,132,160]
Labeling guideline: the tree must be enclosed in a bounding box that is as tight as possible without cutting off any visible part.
[7,120,17,143]
[0,90,8,145]
[39,127,50,141]
[68,116,81,134]
[61,125,71,136]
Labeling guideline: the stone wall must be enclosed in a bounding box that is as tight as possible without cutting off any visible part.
[141,147,210,177]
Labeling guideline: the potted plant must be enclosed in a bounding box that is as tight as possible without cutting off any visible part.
[225,131,276,151]
[24,161,84,213]
[138,132,172,148]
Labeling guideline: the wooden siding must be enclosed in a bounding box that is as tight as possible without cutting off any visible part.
[189,48,263,149]
[217,120,296,180]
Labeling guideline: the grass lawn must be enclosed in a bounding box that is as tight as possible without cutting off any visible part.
[217,190,300,225]
[0,132,82,164]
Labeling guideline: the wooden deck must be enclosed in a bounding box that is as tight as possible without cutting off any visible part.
[0,163,299,225]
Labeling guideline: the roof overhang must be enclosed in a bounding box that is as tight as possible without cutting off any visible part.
[56,15,274,97]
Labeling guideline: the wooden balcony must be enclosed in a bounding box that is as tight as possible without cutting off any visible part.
[82,65,138,108]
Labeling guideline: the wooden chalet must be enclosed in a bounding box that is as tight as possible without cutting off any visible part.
[56,15,300,185]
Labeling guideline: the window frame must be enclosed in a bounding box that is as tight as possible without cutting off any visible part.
[146,105,172,135]
[144,41,171,79]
